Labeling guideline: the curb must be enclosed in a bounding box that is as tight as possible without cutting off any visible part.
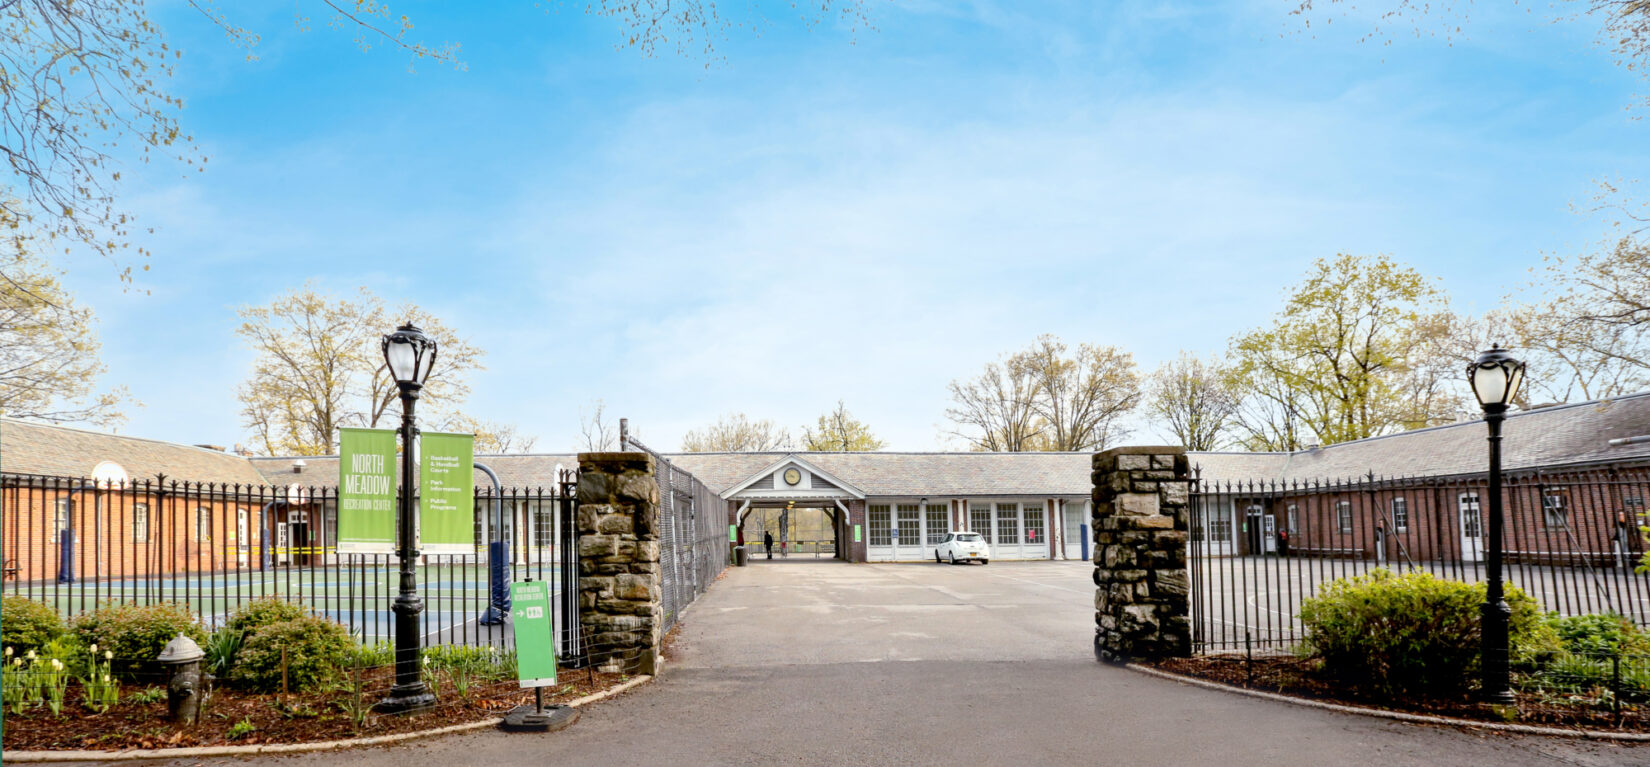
[1125,663,1650,743]
[4,664,662,762]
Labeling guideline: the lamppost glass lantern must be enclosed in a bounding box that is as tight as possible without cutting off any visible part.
[374,321,440,715]
[1466,346,1525,705]
[1468,347,1525,411]
[382,324,438,388]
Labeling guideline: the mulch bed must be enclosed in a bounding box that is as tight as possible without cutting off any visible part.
[2,665,635,752]
[1150,654,1650,733]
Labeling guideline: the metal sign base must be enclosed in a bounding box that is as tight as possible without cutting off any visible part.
[501,703,578,733]
[502,687,577,733]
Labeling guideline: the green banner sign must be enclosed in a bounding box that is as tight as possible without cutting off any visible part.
[420,431,474,555]
[338,427,397,554]
[511,580,557,687]
[854,524,862,543]
[729,524,737,543]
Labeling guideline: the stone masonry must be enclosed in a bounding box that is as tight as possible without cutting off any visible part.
[1092,446,1193,663]
[577,452,663,675]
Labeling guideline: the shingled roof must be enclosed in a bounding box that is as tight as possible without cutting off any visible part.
[0,417,269,486]
[12,390,1650,493]
[667,451,1095,496]
[1191,392,1650,482]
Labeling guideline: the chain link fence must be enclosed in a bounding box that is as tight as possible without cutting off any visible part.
[621,432,728,633]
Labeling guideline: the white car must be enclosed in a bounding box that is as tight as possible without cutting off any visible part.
[934,532,989,565]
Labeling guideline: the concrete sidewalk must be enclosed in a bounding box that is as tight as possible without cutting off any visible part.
[108,561,1650,766]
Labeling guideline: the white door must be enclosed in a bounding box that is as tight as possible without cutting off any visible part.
[923,503,949,560]
[1459,493,1483,563]
[1261,513,1277,555]
[236,509,250,566]
[867,504,895,561]
[275,522,291,565]
[994,503,1021,559]
[894,503,922,559]
[1022,504,1049,560]
[1196,503,1235,557]
[969,503,994,559]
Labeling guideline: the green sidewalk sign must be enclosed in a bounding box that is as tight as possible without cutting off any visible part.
[337,427,397,554]
[511,580,557,687]
[421,431,475,555]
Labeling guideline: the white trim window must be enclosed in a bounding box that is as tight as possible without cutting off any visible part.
[867,504,892,546]
[1286,504,1298,535]
[51,499,70,543]
[1391,497,1409,533]
[969,503,993,544]
[924,502,948,545]
[1336,501,1353,534]
[196,507,212,543]
[1543,492,1569,529]
[133,503,150,543]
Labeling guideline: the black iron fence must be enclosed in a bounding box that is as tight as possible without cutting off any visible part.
[1,471,583,660]
[1188,466,1650,654]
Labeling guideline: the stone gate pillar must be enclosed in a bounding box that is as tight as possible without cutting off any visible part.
[577,452,663,675]
[1092,446,1193,663]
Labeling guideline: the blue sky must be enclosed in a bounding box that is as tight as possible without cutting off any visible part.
[59,1,1650,453]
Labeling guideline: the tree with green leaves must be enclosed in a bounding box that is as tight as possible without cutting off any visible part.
[0,247,128,424]
[1225,253,1461,449]
[235,283,503,455]
[801,401,886,451]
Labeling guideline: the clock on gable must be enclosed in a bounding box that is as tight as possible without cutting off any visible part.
[783,468,802,486]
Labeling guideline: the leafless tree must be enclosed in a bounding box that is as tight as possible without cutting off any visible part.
[579,399,618,452]
[802,400,886,451]
[681,412,792,452]
[1146,353,1236,451]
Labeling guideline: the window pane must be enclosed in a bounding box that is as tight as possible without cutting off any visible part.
[1391,498,1408,532]
[1336,502,1352,534]
[1460,494,1482,538]
[995,503,1020,545]
[133,503,150,543]
[925,504,948,545]
[1024,506,1045,547]
[868,505,892,546]
[897,504,920,546]
[969,503,993,545]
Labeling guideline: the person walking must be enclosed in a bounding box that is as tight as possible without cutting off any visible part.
[764,530,774,560]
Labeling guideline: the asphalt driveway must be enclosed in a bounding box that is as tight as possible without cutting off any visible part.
[90,560,1650,766]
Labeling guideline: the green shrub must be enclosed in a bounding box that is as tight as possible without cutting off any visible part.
[351,640,394,669]
[230,615,353,693]
[70,603,205,678]
[2,596,64,655]
[203,625,244,678]
[223,598,309,639]
[1545,612,1650,658]
[1299,569,1548,697]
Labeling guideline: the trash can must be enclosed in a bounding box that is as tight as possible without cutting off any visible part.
[734,546,749,567]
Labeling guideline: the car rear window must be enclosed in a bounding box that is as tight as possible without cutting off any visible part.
[957,533,982,542]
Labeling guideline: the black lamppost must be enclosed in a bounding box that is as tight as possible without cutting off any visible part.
[376,323,438,714]
[1467,346,1525,705]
